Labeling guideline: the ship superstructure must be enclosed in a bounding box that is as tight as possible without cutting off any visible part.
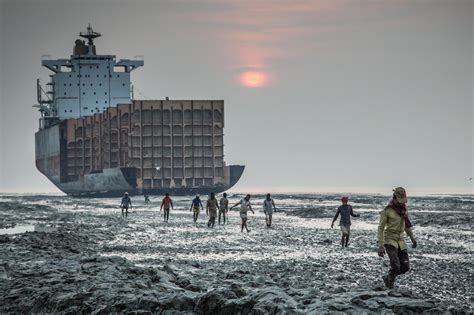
[35,26,244,197]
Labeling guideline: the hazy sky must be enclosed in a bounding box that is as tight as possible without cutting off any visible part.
[0,0,472,194]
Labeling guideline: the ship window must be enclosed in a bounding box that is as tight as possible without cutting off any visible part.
[64,110,67,113]
[83,92,85,95]
[104,92,107,95]
[99,83,102,86]
[93,92,96,95]
[105,101,107,104]
[90,83,93,86]
[97,75,99,77]
[64,92,67,95]
[69,75,71,78]
[114,66,126,72]
[90,66,92,69]
[69,83,72,86]
[64,83,66,86]
[122,83,126,86]
[70,110,72,112]
[96,101,99,103]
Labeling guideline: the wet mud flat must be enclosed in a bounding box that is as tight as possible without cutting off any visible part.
[0,194,472,314]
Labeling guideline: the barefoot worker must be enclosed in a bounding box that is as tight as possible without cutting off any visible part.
[263,193,277,227]
[219,193,229,225]
[190,194,203,223]
[331,196,360,247]
[231,194,254,233]
[160,193,174,223]
[206,192,220,228]
[120,192,132,218]
[377,187,417,289]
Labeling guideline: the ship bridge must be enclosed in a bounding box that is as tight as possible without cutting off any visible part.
[37,25,143,123]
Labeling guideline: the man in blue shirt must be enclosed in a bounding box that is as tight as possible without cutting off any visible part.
[190,195,203,223]
[331,196,360,247]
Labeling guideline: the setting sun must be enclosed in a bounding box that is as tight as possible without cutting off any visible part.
[240,71,268,88]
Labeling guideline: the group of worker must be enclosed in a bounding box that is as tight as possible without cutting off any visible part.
[120,192,277,232]
[120,187,417,290]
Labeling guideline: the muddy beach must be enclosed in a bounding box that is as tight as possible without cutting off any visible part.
[0,194,472,314]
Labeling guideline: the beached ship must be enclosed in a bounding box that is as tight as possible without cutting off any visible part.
[34,25,244,197]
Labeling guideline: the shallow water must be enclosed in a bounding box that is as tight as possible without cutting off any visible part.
[0,225,35,235]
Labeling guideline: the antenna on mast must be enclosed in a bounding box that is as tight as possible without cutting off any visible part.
[79,24,101,46]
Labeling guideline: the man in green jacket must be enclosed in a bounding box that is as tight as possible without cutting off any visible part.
[377,187,417,289]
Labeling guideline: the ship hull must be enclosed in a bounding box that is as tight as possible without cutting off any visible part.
[50,165,244,198]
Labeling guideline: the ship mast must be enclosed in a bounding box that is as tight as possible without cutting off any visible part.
[80,24,101,46]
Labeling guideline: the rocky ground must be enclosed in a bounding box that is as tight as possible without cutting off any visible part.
[0,194,472,314]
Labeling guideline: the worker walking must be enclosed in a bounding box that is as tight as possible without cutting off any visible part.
[331,196,360,247]
[219,193,229,225]
[231,194,254,233]
[120,192,132,218]
[160,193,174,223]
[206,192,220,228]
[190,194,203,223]
[263,194,277,227]
[377,187,417,289]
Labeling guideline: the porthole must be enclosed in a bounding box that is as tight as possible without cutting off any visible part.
[93,92,96,95]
